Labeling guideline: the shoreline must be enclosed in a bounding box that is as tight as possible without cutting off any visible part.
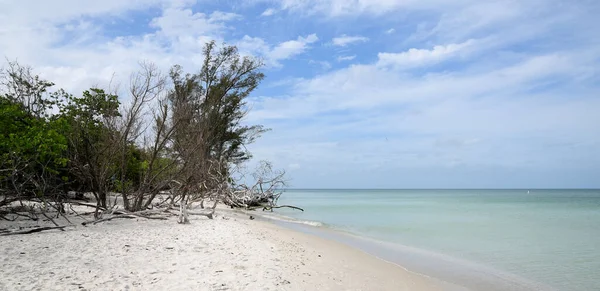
[1,207,444,291]
[250,210,553,291]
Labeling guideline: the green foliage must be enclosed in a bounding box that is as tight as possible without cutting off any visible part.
[169,41,268,167]
[57,88,122,206]
[58,88,121,123]
[0,60,55,118]
[2,42,269,211]
[0,96,68,197]
[113,145,145,193]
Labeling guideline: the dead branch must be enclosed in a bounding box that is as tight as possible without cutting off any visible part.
[137,215,168,220]
[112,209,171,220]
[82,214,136,226]
[261,205,304,212]
[81,210,171,226]
[41,212,61,227]
[187,211,214,219]
[187,207,216,219]
[0,213,17,221]
[1,226,67,236]
[167,208,215,220]
[67,201,108,211]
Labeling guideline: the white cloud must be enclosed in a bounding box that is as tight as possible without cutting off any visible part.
[377,39,476,68]
[246,46,600,187]
[237,35,270,54]
[271,34,319,60]
[331,35,369,46]
[238,34,319,67]
[275,0,424,16]
[385,28,396,34]
[150,9,241,39]
[2,0,599,188]
[0,0,174,25]
[0,1,243,97]
[337,55,356,62]
[261,8,277,16]
[309,60,332,70]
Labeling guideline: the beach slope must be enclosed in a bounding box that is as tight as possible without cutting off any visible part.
[0,211,441,291]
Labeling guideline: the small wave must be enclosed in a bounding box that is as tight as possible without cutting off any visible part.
[259,213,325,227]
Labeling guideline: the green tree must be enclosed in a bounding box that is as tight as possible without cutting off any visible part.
[0,63,68,206]
[167,41,268,222]
[58,88,121,211]
[169,41,267,172]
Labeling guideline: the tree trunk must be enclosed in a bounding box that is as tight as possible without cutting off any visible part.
[178,196,189,224]
[142,191,159,210]
[122,193,130,211]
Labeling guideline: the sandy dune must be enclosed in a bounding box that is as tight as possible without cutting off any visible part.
[0,209,442,291]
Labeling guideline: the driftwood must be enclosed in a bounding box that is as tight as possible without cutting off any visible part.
[133,215,168,220]
[222,161,289,209]
[82,210,171,226]
[187,210,215,219]
[0,213,17,221]
[82,214,136,226]
[0,198,73,225]
[67,201,108,211]
[112,209,171,218]
[262,205,304,212]
[1,226,67,236]
[167,208,215,220]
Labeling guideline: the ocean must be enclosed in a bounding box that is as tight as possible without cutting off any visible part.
[268,189,600,291]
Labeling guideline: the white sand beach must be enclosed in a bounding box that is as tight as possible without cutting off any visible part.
[0,208,442,291]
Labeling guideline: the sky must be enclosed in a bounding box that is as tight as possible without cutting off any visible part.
[1,0,599,189]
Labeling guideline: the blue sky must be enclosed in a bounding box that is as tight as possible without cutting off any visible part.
[1,0,599,188]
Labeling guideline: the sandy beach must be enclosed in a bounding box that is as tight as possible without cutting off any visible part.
[0,208,443,291]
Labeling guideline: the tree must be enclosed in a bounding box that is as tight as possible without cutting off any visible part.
[0,62,68,212]
[0,60,54,118]
[114,62,177,212]
[58,88,121,214]
[1,42,292,225]
[224,160,288,209]
[167,41,268,222]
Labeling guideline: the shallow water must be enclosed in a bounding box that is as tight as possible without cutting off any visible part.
[272,189,600,291]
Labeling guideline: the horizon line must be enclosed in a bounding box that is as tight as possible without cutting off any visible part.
[282,188,600,190]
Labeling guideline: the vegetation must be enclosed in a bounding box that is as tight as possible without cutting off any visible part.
[0,41,289,226]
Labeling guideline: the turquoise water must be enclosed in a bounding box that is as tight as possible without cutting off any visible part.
[273,189,600,291]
